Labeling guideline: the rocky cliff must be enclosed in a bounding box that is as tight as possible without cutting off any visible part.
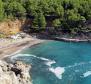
[0,60,32,84]
[0,19,24,36]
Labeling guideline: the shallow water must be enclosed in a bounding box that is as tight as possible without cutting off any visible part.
[10,41,91,84]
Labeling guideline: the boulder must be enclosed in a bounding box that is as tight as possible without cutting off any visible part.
[0,60,32,84]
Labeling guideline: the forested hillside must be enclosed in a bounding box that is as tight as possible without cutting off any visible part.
[0,0,91,34]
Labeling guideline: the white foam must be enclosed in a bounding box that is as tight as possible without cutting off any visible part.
[45,60,56,67]
[49,67,65,79]
[11,54,53,62]
[11,54,57,67]
[83,71,91,77]
[38,57,49,61]
[11,53,65,80]
[67,62,87,68]
[10,54,30,61]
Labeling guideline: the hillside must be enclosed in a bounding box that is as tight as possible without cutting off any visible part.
[0,0,91,37]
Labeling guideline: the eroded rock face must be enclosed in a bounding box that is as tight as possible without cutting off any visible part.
[0,19,24,35]
[0,60,32,84]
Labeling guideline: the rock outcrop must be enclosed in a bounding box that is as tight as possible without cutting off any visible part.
[0,19,24,36]
[0,19,33,36]
[0,60,32,84]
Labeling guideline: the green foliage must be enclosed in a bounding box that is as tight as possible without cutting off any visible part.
[0,0,91,33]
[53,19,61,27]
[32,13,46,29]
[67,9,80,21]
[5,1,26,18]
[38,13,46,28]
[24,0,38,15]
[0,0,4,21]
[32,14,38,27]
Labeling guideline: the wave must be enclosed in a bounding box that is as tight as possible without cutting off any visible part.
[45,60,56,67]
[12,54,91,79]
[10,53,65,79]
[11,54,49,60]
[49,67,65,79]
[11,54,56,66]
[83,71,91,77]
[66,61,91,69]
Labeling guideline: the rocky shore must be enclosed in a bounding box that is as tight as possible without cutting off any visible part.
[0,36,45,84]
[53,37,89,42]
[0,60,32,84]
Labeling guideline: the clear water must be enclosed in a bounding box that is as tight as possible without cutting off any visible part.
[10,40,91,84]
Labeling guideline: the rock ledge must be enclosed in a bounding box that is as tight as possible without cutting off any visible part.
[0,60,32,84]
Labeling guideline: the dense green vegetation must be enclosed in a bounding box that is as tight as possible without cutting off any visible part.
[1,0,91,34]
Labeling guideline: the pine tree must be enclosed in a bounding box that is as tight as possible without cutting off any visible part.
[38,12,46,28]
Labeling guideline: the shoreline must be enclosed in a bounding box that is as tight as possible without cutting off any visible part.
[52,37,91,42]
[34,33,91,42]
[0,37,45,60]
[0,35,91,60]
[0,37,43,84]
[0,35,91,84]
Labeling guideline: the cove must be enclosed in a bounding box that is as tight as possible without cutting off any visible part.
[10,40,91,84]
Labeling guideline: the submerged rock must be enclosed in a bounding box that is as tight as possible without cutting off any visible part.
[0,60,32,84]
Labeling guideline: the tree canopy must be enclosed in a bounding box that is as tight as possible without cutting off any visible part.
[1,0,91,33]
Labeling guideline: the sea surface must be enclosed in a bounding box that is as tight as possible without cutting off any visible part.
[10,40,91,84]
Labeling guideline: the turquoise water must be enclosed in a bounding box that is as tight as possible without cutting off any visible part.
[11,41,91,84]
